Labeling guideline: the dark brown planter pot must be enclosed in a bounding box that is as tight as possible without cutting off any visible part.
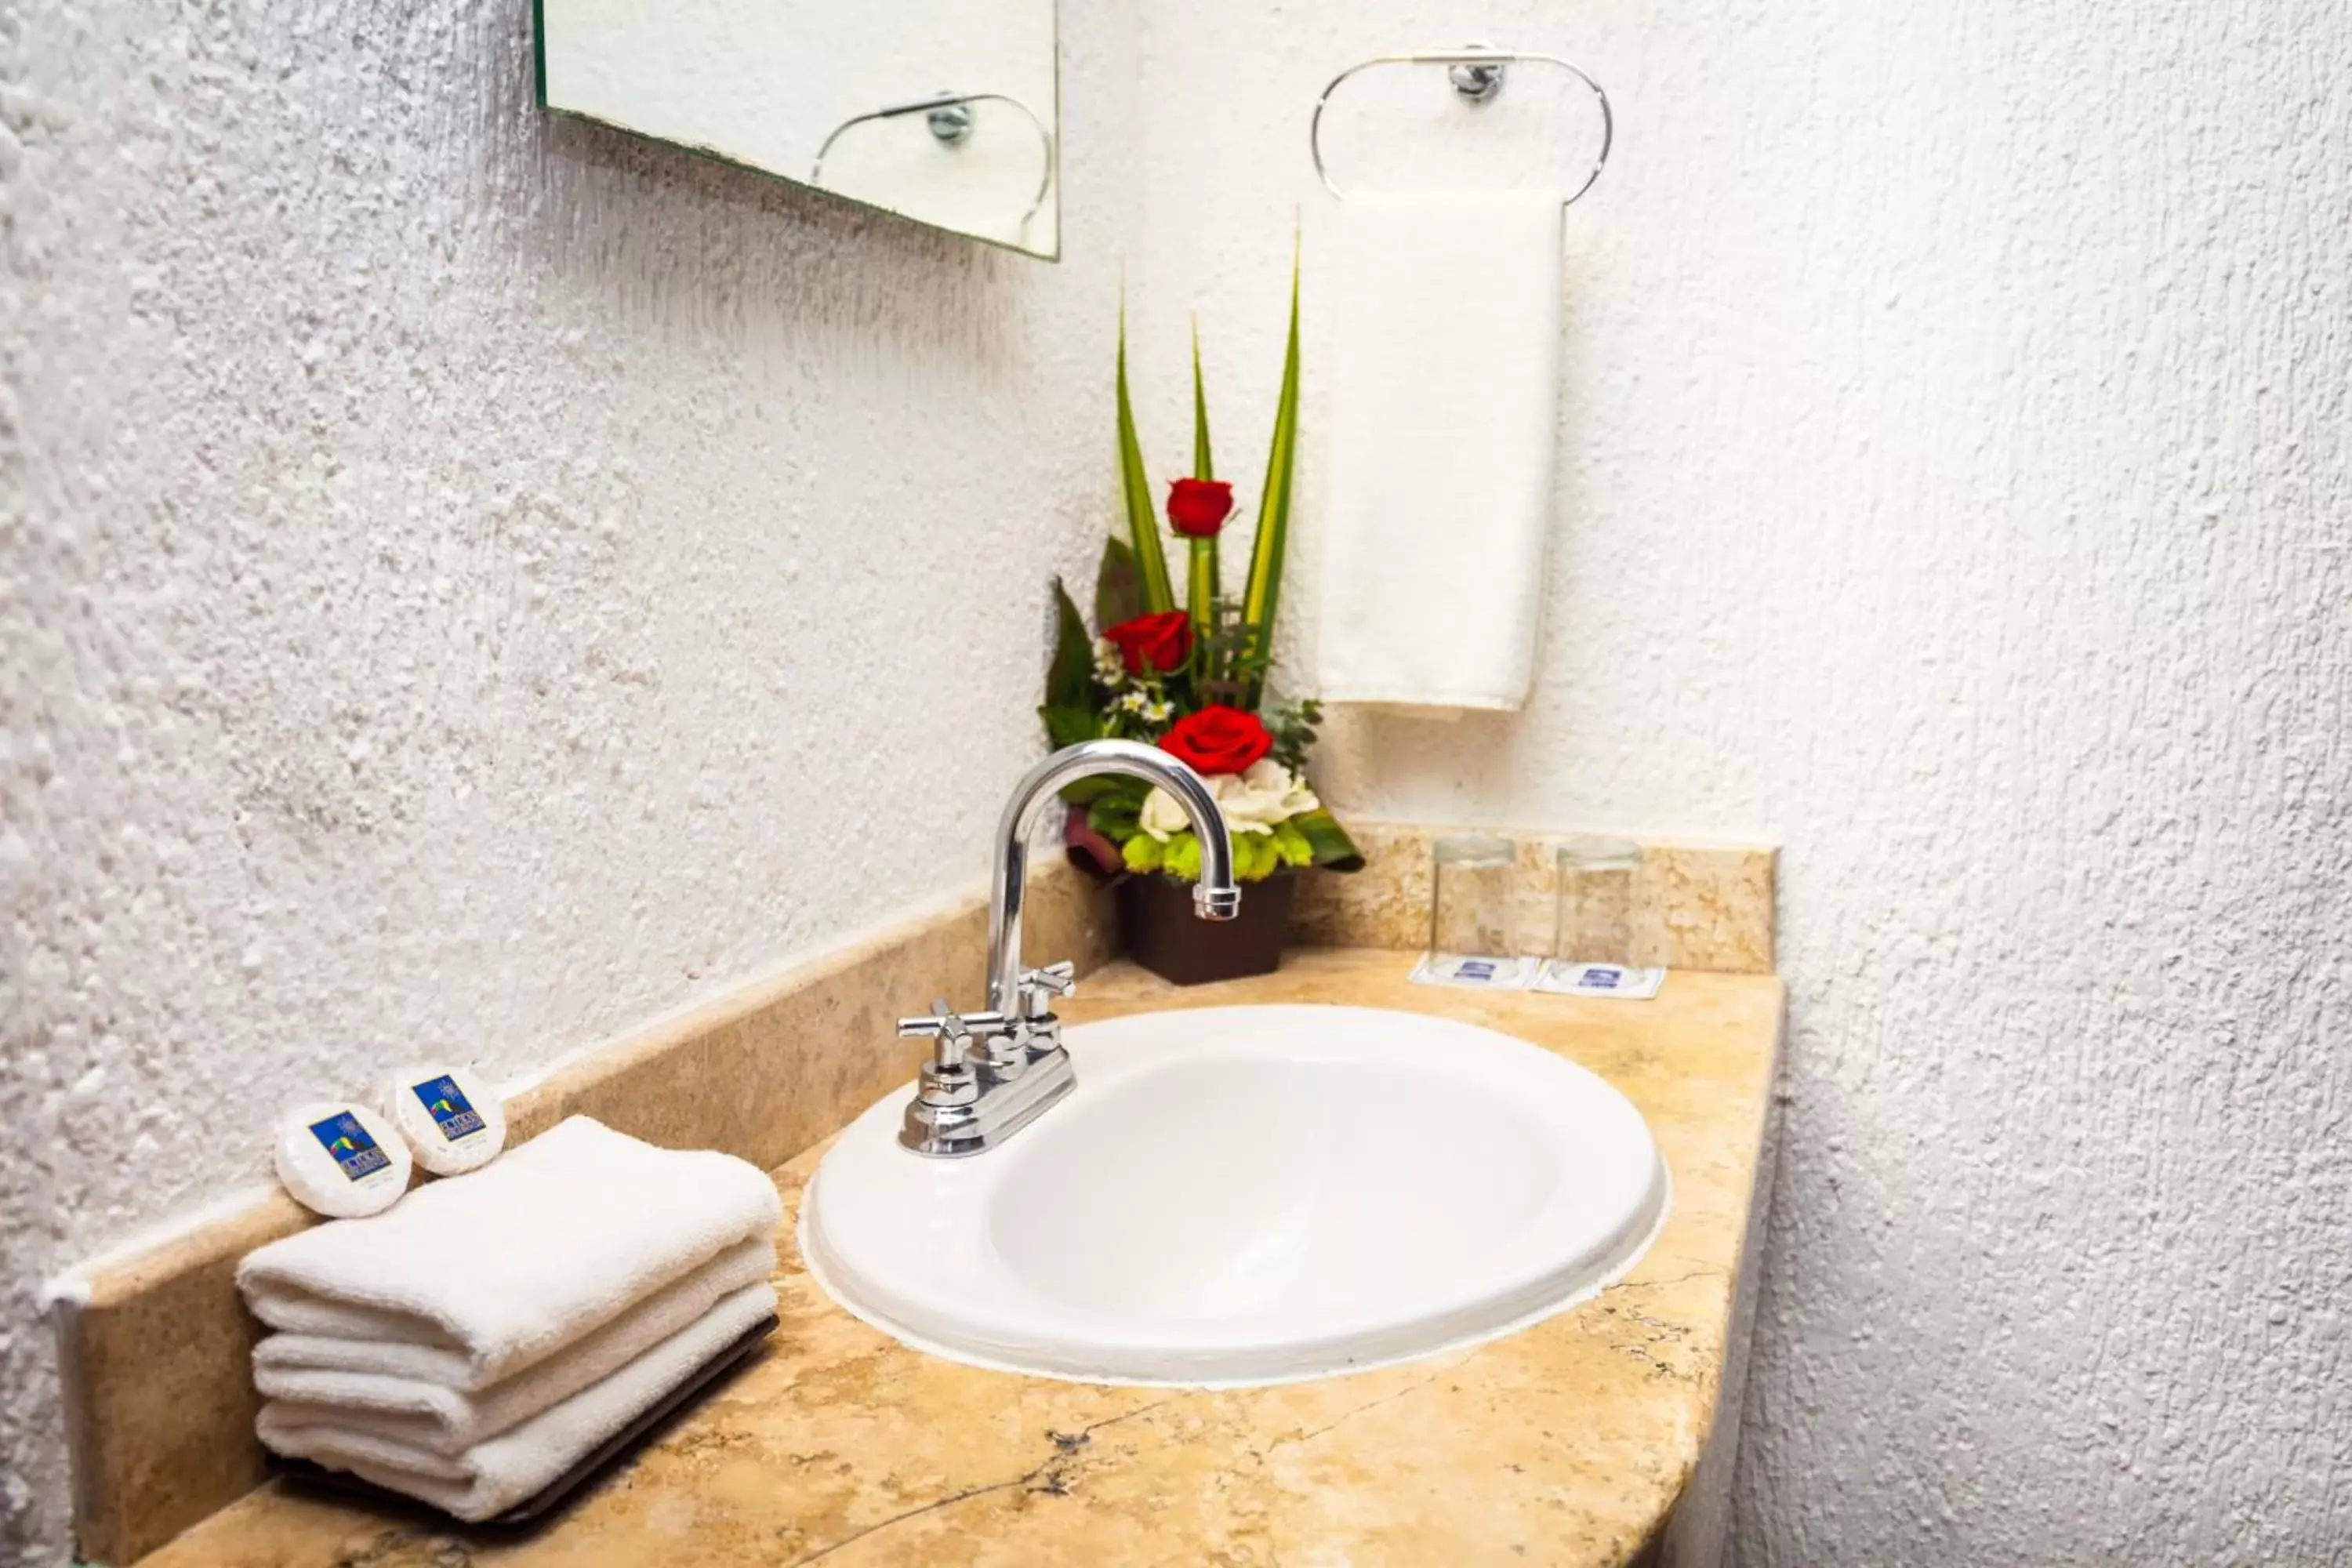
[1116,867,1297,986]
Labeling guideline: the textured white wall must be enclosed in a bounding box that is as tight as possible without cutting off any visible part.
[0,2,1138,1556]
[11,2,2352,1563]
[1127,3,2352,1564]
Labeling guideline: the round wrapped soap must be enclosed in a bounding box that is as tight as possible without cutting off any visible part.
[387,1064,506,1175]
[274,1101,412,1218]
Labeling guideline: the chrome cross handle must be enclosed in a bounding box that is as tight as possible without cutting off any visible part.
[895,999,1011,1068]
[1015,961,1076,1020]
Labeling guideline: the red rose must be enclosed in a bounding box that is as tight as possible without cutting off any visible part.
[1166,478,1235,539]
[1160,704,1272,775]
[1102,611,1192,677]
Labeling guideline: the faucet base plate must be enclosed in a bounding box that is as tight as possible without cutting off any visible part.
[900,1048,1075,1156]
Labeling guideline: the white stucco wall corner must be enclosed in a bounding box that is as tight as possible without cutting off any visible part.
[1134,6,2352,1566]
[0,0,1146,1556]
[31,1276,86,1315]
[11,4,2352,1566]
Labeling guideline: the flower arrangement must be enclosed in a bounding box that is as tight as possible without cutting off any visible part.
[1041,262,1362,887]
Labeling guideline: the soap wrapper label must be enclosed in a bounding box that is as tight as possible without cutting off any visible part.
[1534,962,1667,1000]
[410,1075,487,1142]
[1409,953,1537,991]
[307,1111,393,1182]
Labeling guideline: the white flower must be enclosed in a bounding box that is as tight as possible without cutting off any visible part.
[1138,785,1195,840]
[1092,637,1125,686]
[1138,762,1319,842]
[1240,757,1320,818]
[1116,688,1149,714]
[1142,698,1173,724]
[1217,760,1314,833]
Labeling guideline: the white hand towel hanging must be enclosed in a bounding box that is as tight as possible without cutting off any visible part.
[1316,191,1564,714]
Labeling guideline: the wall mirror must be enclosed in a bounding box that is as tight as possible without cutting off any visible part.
[536,2,1062,260]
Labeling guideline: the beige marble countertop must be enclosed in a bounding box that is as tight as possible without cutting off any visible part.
[137,950,1782,1568]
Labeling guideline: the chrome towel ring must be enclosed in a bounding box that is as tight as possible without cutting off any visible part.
[1308,46,1613,206]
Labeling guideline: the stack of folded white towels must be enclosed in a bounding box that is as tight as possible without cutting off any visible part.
[237,1116,782,1522]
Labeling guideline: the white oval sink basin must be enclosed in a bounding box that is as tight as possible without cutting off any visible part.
[801,1004,1668,1387]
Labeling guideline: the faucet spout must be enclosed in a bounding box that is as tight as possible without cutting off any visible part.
[988,739,1238,1014]
[895,739,1238,1156]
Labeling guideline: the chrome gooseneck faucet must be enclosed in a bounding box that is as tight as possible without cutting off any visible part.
[895,740,1240,1156]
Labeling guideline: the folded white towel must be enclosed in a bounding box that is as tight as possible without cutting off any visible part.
[257,1281,777,1522]
[254,1236,774,1453]
[238,1116,782,1388]
[1316,191,1565,714]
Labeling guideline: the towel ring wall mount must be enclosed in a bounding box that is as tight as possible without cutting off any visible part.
[1309,45,1613,205]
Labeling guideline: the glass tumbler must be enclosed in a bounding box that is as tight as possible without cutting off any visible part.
[1428,833,1519,974]
[1551,835,1643,968]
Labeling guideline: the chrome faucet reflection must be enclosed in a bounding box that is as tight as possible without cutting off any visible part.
[895,740,1240,1156]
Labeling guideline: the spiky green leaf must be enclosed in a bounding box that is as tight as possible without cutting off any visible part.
[1238,243,1302,709]
[1185,318,1221,684]
[1185,539,1220,687]
[1094,534,1142,630]
[1117,307,1174,614]
[1191,318,1214,482]
[1044,577,1094,714]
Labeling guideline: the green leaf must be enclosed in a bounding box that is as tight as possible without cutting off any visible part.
[1187,322,1220,678]
[1060,774,1145,807]
[1271,818,1314,868]
[1238,238,1302,710]
[1266,696,1323,774]
[1087,793,1143,839]
[1290,808,1363,873]
[1117,303,1175,615]
[1191,318,1214,482]
[1040,704,1099,750]
[1044,577,1094,713]
[1186,539,1220,687]
[1122,834,1164,873]
[1094,534,1142,630]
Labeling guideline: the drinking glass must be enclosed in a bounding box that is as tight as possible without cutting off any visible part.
[1550,835,1642,967]
[1427,834,1520,982]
